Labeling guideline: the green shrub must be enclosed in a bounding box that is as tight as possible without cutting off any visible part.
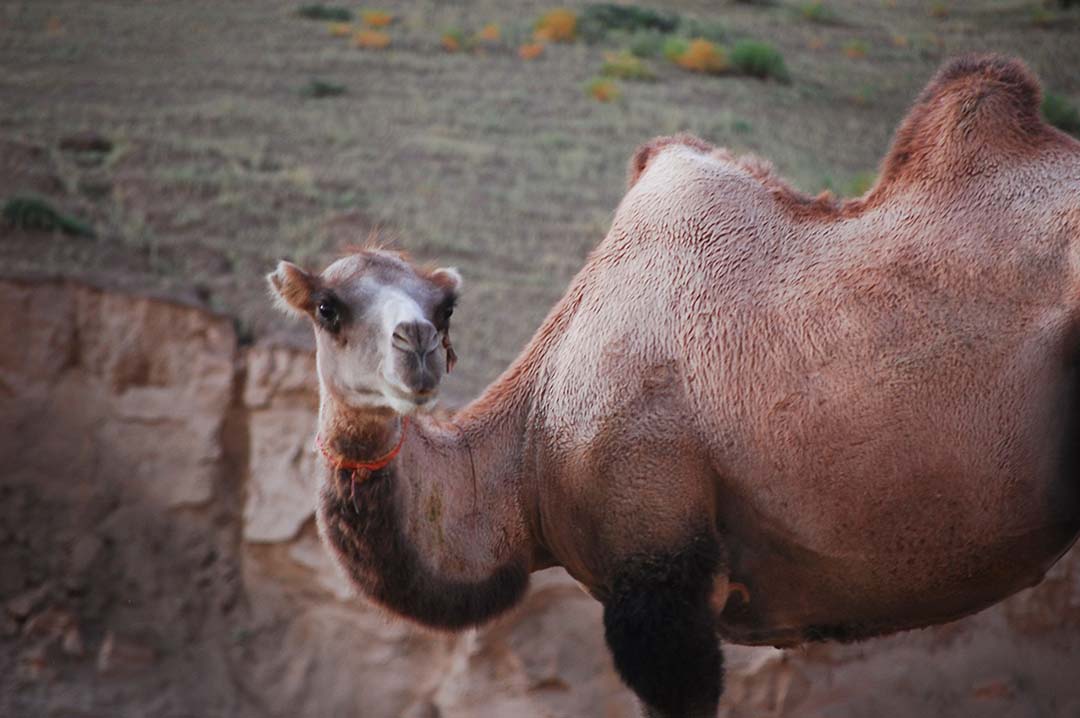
[1043,92,1080,136]
[2,196,95,237]
[296,4,352,21]
[625,28,667,58]
[799,1,837,23]
[662,37,689,62]
[730,40,789,81]
[601,50,656,81]
[301,79,346,98]
[578,3,680,43]
[844,172,875,197]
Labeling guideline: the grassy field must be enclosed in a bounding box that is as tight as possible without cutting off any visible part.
[1,0,1078,401]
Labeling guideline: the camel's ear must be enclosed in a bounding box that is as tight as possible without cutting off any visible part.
[267,260,318,317]
[430,267,461,373]
[430,267,462,296]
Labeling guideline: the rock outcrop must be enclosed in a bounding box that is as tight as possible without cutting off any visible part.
[2,276,1079,717]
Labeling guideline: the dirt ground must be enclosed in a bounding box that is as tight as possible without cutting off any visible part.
[2,2,1080,717]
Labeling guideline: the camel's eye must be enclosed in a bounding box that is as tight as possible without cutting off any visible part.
[316,298,341,331]
[435,298,455,329]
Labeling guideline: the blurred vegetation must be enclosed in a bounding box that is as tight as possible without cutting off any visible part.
[1043,92,1080,135]
[676,17,728,44]
[301,79,346,98]
[441,28,468,53]
[360,10,394,28]
[354,29,391,49]
[535,8,578,42]
[578,4,679,43]
[296,4,351,21]
[3,196,96,238]
[673,39,729,74]
[600,51,656,81]
[843,39,869,59]
[845,172,876,197]
[799,1,838,24]
[730,41,790,82]
[585,77,621,102]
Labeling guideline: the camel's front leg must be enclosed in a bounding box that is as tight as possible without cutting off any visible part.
[601,534,725,718]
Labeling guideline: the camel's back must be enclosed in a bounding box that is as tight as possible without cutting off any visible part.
[591,58,1080,644]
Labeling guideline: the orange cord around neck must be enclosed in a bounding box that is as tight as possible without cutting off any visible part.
[316,416,409,474]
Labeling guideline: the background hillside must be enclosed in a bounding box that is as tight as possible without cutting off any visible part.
[3,0,1077,400]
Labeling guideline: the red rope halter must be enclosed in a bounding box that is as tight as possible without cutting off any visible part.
[316,417,409,475]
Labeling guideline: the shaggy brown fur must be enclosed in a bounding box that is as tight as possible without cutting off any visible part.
[270,56,1080,718]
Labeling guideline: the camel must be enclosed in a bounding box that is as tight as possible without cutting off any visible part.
[267,55,1080,717]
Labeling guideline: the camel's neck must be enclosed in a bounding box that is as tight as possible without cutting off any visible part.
[315,384,535,629]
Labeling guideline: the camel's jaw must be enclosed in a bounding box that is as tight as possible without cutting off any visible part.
[383,388,439,416]
[333,377,440,416]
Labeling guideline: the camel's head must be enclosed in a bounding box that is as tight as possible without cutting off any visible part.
[267,249,461,414]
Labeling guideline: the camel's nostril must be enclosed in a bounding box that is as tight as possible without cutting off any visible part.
[392,320,439,354]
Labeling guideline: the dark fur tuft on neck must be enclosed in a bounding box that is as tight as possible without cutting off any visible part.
[318,466,529,629]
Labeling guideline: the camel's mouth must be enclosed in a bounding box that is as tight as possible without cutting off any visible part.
[383,381,440,414]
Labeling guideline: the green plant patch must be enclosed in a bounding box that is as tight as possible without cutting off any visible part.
[2,196,96,238]
[1043,91,1080,136]
[730,40,790,81]
[662,37,689,62]
[601,51,656,81]
[579,4,680,43]
[301,79,346,98]
[296,4,352,21]
[844,171,876,197]
[799,1,838,24]
[624,28,667,58]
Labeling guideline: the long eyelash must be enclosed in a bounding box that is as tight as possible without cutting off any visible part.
[439,297,456,317]
[314,291,346,330]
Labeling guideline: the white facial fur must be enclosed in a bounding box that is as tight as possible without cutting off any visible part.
[269,252,460,415]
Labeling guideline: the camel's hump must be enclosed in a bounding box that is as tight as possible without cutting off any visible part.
[878,54,1050,186]
[625,56,1064,220]
[626,133,714,189]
